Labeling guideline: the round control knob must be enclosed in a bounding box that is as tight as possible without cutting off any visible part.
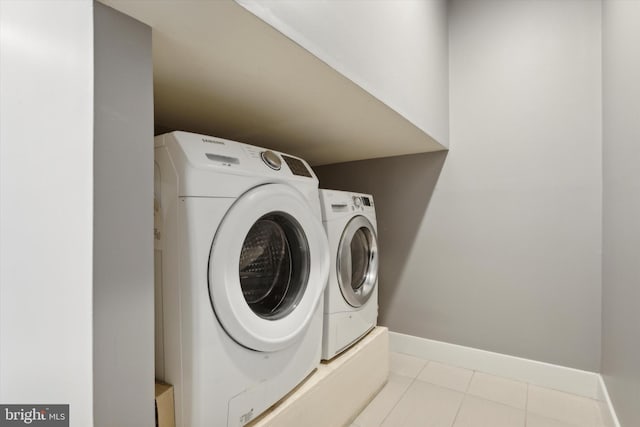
[353,196,362,207]
[261,150,281,170]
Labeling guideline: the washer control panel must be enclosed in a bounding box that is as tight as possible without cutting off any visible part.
[156,131,317,181]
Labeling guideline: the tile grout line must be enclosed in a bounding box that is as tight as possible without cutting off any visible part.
[378,359,430,426]
[463,370,475,393]
[449,369,475,427]
[378,374,418,425]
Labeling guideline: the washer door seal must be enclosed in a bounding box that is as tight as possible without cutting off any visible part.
[238,212,309,321]
[209,183,329,352]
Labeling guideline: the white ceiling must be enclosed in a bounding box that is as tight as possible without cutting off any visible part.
[101,0,445,166]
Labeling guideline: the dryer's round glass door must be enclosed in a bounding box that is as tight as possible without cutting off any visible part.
[337,215,378,307]
[239,213,309,320]
[350,227,373,291]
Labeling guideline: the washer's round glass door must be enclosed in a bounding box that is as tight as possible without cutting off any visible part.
[209,183,329,352]
[239,213,309,320]
[337,215,378,307]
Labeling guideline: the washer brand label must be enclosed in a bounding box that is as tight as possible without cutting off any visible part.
[202,138,224,145]
[0,405,68,426]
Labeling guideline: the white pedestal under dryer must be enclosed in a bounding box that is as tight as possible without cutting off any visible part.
[154,131,329,427]
[319,189,379,361]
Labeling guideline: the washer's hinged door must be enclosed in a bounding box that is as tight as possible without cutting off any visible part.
[337,215,378,307]
[209,183,329,352]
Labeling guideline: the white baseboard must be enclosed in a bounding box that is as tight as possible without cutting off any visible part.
[389,331,600,399]
[597,375,622,427]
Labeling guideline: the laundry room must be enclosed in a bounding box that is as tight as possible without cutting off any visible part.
[1,1,638,427]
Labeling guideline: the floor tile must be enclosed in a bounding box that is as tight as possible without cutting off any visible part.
[453,395,525,427]
[417,361,474,392]
[381,380,464,427]
[527,385,601,427]
[526,412,594,427]
[354,373,413,427]
[466,371,527,409]
[389,352,428,378]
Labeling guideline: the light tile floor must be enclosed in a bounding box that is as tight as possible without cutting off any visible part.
[351,352,609,427]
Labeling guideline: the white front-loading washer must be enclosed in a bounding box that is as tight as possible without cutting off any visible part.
[319,189,379,360]
[154,131,329,427]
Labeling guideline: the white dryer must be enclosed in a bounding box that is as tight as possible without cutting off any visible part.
[319,189,378,360]
[154,131,329,427]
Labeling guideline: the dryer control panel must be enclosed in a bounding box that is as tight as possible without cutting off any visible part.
[348,194,374,212]
[319,189,376,221]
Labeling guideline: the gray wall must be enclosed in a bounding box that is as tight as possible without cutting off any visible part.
[236,0,449,146]
[0,2,95,423]
[316,0,603,371]
[602,0,640,425]
[93,3,154,426]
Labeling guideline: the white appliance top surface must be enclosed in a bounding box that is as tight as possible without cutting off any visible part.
[157,131,318,183]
